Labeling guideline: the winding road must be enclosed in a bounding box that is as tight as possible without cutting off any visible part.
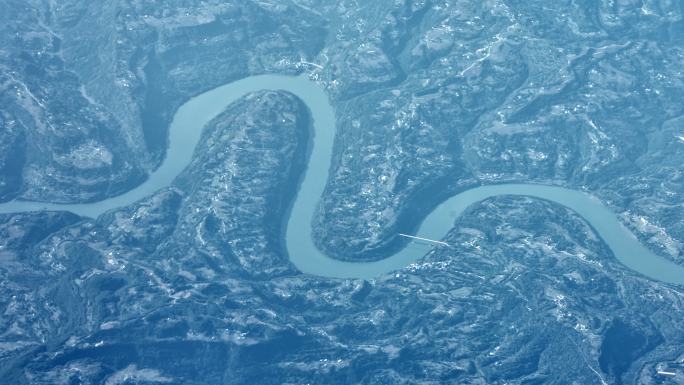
[1,74,682,284]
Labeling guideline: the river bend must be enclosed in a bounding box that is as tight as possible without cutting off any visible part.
[1,75,682,284]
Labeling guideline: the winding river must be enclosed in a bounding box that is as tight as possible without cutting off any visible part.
[1,74,682,284]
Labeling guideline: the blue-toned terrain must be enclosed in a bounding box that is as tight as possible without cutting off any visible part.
[1,1,684,384]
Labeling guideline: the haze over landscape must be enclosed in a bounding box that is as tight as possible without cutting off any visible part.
[1,1,684,384]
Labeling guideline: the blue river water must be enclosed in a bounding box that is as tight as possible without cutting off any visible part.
[0,74,682,284]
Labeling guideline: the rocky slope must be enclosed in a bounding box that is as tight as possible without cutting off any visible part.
[1,1,683,384]
[2,91,684,384]
[0,0,325,202]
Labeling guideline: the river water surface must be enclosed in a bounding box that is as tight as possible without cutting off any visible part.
[1,74,682,284]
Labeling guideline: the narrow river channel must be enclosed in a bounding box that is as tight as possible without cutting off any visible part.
[1,75,682,284]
